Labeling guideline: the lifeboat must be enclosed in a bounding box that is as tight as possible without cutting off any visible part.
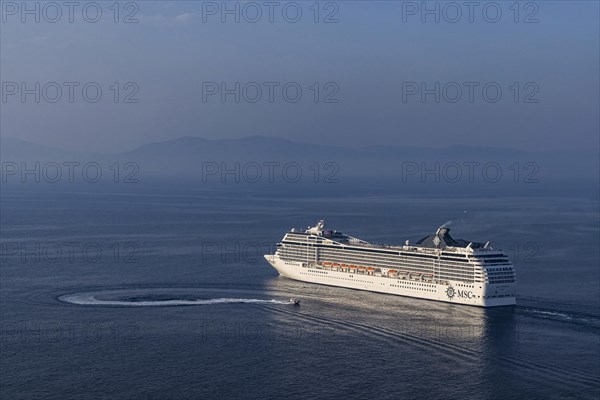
[366,267,375,275]
[340,265,349,272]
[388,270,398,278]
[349,265,357,272]
[410,272,422,280]
[357,266,366,274]
[323,262,332,266]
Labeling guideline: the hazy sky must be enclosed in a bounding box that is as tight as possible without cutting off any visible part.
[1,1,598,153]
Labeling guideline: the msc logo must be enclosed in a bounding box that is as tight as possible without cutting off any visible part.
[446,285,475,300]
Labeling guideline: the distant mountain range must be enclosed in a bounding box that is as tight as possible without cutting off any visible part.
[1,136,597,183]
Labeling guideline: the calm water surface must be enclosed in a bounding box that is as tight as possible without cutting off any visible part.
[1,185,598,399]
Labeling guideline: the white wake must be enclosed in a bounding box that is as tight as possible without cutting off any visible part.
[58,293,294,307]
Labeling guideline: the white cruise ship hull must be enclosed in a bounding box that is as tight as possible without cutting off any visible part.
[265,255,516,307]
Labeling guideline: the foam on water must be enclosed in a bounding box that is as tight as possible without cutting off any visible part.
[58,292,294,307]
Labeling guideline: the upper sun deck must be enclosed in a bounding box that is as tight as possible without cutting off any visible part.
[284,220,505,256]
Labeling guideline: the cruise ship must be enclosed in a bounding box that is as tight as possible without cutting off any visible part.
[264,221,516,307]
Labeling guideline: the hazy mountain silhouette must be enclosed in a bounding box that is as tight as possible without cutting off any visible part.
[1,135,597,182]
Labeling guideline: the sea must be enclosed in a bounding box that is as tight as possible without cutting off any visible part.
[1,181,599,399]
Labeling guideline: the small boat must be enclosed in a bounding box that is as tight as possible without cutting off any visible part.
[289,298,300,305]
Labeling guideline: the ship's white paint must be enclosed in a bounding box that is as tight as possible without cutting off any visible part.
[265,255,515,307]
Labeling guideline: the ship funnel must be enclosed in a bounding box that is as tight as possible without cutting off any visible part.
[436,227,450,235]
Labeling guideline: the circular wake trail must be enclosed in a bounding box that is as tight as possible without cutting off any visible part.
[58,292,293,307]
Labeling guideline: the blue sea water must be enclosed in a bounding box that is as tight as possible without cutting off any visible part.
[1,183,599,399]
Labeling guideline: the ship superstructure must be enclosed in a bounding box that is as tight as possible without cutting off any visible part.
[264,220,516,307]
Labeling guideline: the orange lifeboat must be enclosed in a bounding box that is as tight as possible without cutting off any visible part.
[323,262,332,266]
